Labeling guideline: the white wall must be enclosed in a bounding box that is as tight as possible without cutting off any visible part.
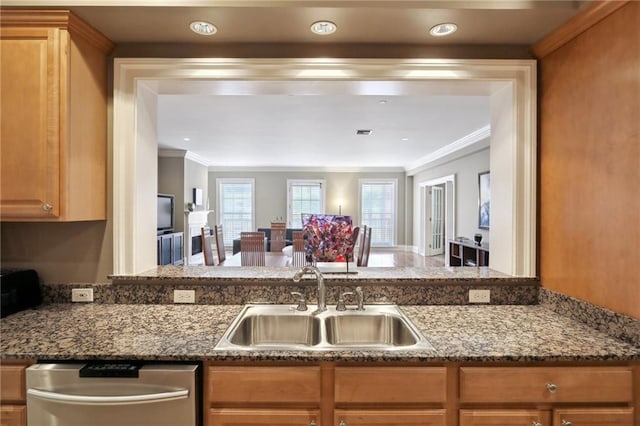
[185,158,209,211]
[135,84,159,271]
[412,146,490,247]
[158,157,184,233]
[489,84,515,275]
[208,169,407,245]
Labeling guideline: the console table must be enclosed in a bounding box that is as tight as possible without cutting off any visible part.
[449,239,489,267]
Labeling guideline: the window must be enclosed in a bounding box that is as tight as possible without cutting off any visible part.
[287,179,325,228]
[360,179,397,247]
[217,178,255,246]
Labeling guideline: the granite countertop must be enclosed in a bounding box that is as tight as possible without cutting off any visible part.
[109,265,528,283]
[1,303,638,362]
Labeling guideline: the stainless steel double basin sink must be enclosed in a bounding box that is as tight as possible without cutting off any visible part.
[214,304,433,351]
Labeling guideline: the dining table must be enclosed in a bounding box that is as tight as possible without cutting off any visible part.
[221,252,290,267]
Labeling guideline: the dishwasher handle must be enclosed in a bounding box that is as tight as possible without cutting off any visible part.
[27,388,189,405]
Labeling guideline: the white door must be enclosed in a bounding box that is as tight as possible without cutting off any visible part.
[429,185,445,256]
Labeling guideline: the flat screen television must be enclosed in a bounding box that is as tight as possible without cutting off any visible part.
[157,193,175,234]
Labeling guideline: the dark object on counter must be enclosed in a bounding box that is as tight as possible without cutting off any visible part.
[0,268,42,318]
[474,233,483,246]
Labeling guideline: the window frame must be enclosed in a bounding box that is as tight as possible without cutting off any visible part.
[216,178,255,247]
[359,178,398,247]
[286,179,326,228]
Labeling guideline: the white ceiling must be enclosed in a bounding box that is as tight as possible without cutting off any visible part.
[6,1,589,169]
[155,80,493,169]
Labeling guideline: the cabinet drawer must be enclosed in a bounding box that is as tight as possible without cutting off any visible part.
[460,366,633,403]
[208,366,321,404]
[209,408,320,425]
[553,407,634,426]
[460,409,548,426]
[0,405,27,426]
[335,409,447,425]
[335,367,447,404]
[0,366,26,404]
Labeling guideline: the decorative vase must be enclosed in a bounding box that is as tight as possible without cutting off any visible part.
[474,233,482,246]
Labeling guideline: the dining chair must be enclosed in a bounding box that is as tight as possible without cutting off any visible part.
[358,226,372,267]
[347,226,360,264]
[200,226,215,266]
[356,225,368,266]
[291,230,306,267]
[214,224,226,265]
[240,231,266,266]
[270,222,286,252]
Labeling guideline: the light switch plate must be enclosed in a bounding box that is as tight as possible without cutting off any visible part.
[469,289,490,304]
[174,289,196,304]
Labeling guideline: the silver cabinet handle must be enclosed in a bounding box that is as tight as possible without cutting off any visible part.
[532,421,542,426]
[27,388,188,405]
[546,383,558,393]
[561,421,572,426]
[42,203,53,212]
[339,421,347,426]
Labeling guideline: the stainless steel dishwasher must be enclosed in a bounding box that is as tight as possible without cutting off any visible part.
[26,362,199,426]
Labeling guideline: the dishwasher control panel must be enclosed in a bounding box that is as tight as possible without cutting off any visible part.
[79,362,141,378]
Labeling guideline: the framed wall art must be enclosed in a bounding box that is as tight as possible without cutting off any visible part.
[478,171,490,229]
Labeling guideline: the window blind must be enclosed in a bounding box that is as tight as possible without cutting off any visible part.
[360,180,396,246]
[288,181,324,228]
[219,181,253,245]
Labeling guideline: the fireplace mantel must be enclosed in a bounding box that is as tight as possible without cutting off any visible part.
[184,210,214,266]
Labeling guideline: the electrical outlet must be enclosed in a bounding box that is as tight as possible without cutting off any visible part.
[173,289,195,304]
[71,288,94,302]
[469,289,490,304]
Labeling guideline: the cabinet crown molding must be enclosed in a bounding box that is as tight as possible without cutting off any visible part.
[0,9,113,53]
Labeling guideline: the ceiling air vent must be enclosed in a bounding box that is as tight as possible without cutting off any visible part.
[356,129,373,135]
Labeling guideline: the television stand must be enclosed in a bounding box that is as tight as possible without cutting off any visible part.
[157,231,184,266]
[449,239,489,267]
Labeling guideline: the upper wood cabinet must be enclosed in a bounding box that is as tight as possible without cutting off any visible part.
[0,10,113,221]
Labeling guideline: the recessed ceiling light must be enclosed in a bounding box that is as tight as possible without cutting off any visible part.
[183,137,191,142]
[378,100,388,105]
[429,23,457,37]
[189,21,217,36]
[310,21,337,35]
[401,137,409,141]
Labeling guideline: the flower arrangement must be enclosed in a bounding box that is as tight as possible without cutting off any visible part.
[302,214,357,262]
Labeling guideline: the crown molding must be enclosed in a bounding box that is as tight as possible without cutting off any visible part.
[207,165,405,173]
[532,1,629,59]
[404,125,490,174]
[158,149,210,166]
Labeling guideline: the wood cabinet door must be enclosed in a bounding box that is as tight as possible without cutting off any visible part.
[334,409,446,426]
[460,409,549,426]
[0,405,26,426]
[0,365,26,404]
[0,27,61,219]
[209,408,320,426]
[553,407,634,426]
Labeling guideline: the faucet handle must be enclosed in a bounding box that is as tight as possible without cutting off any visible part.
[290,291,308,311]
[355,286,365,311]
[336,291,354,311]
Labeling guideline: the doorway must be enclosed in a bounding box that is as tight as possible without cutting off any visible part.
[420,175,455,266]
